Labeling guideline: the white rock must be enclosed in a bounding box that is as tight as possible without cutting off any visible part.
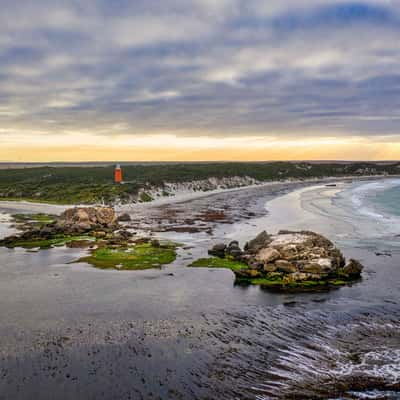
[256,248,281,263]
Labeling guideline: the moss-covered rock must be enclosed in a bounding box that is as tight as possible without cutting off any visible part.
[1,234,95,249]
[189,257,248,272]
[12,213,56,229]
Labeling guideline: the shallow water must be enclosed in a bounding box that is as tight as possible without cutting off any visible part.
[0,179,399,399]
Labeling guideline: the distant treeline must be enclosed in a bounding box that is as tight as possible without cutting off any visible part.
[0,162,398,204]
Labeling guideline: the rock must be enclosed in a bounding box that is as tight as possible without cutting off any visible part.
[266,272,283,279]
[208,243,227,258]
[241,230,363,288]
[39,227,54,238]
[342,259,363,277]
[118,213,131,222]
[76,222,92,232]
[330,248,346,268]
[375,251,392,257]
[66,240,93,249]
[92,231,107,239]
[301,262,325,275]
[315,258,334,273]
[244,231,272,253]
[225,241,243,259]
[236,268,262,278]
[275,260,297,274]
[151,239,160,247]
[135,237,151,245]
[309,246,328,258]
[263,264,277,272]
[228,249,243,259]
[301,258,333,274]
[114,230,133,240]
[256,248,281,264]
[283,272,310,283]
[56,207,118,233]
[240,254,253,262]
[278,244,300,260]
[249,260,263,270]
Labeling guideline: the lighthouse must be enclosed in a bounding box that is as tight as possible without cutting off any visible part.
[114,164,123,183]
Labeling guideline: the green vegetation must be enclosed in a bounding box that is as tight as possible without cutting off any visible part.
[4,234,95,249]
[236,276,351,290]
[78,242,177,270]
[12,213,56,227]
[139,191,153,202]
[189,257,353,290]
[0,161,397,204]
[189,257,248,272]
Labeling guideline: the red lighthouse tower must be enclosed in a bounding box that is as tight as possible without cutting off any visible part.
[114,164,123,183]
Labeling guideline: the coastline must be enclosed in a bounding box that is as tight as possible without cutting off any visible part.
[0,175,400,399]
[0,174,397,215]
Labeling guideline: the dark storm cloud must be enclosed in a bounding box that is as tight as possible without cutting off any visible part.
[1,0,400,138]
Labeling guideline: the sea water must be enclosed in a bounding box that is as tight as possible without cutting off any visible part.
[359,179,400,217]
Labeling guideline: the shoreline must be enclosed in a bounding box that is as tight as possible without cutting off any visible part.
[0,174,398,214]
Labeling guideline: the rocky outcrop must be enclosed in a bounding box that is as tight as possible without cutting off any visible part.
[208,243,227,258]
[56,207,118,234]
[0,207,129,249]
[225,241,243,259]
[244,231,272,254]
[208,230,363,289]
[342,259,363,277]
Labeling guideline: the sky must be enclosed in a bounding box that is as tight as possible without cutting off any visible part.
[1,0,400,161]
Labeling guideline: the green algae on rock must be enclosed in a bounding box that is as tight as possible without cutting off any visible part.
[189,257,248,272]
[77,242,177,270]
[0,234,95,249]
[12,213,56,225]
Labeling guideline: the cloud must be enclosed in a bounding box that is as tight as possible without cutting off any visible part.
[0,0,400,156]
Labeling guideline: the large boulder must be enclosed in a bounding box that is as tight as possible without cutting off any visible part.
[225,240,243,259]
[208,243,227,258]
[256,248,281,264]
[301,258,334,275]
[56,207,118,233]
[342,259,363,277]
[275,259,297,274]
[244,231,272,253]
